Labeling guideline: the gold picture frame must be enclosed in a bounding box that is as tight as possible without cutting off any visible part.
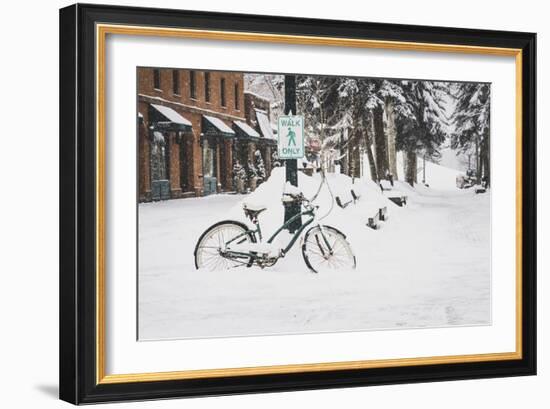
[60,4,536,404]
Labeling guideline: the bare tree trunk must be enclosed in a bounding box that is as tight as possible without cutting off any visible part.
[385,99,398,180]
[353,143,361,179]
[404,149,417,186]
[366,141,378,181]
[372,105,388,180]
[341,154,348,175]
[340,130,349,175]
[475,134,481,184]
[413,154,418,184]
[364,116,378,181]
[482,136,490,187]
[349,130,361,179]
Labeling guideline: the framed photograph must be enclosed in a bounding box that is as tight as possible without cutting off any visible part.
[59,3,536,404]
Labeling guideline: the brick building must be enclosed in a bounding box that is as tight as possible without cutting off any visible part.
[138,68,278,202]
[239,91,278,176]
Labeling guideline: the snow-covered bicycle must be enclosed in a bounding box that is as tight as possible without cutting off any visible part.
[194,180,356,273]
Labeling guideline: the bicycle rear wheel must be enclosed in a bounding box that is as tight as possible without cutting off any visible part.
[302,225,356,273]
[194,220,255,270]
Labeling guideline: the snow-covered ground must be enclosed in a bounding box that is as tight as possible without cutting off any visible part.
[138,162,490,340]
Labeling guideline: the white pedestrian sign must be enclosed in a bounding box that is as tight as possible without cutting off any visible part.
[278,114,304,159]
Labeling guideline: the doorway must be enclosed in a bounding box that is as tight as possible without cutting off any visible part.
[202,139,217,196]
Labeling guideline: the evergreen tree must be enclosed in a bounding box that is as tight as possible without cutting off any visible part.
[342,78,414,181]
[232,160,247,193]
[246,160,257,181]
[296,74,454,187]
[396,80,450,185]
[451,83,491,185]
[297,75,343,170]
[271,150,281,168]
[336,78,378,180]
[254,150,266,182]
[380,80,416,180]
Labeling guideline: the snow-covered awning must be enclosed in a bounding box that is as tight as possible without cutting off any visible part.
[233,120,260,140]
[255,110,277,146]
[149,104,192,132]
[202,115,235,138]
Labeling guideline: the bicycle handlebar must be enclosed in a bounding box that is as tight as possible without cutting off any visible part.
[281,193,319,213]
[281,192,306,202]
[281,167,327,209]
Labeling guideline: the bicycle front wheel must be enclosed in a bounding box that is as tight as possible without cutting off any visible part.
[302,225,356,273]
[194,220,255,270]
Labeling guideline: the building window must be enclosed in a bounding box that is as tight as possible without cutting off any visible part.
[220,78,226,107]
[204,72,211,103]
[234,82,240,110]
[172,70,180,95]
[190,71,197,99]
[153,69,161,90]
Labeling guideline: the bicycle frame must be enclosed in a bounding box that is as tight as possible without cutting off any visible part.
[266,207,315,255]
[222,166,338,263]
[222,206,319,261]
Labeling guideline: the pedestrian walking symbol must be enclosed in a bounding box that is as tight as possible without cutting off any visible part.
[287,127,296,146]
[278,115,304,159]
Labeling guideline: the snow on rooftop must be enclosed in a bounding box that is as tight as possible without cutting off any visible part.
[244,90,271,102]
[255,110,276,140]
[234,120,260,138]
[204,115,235,135]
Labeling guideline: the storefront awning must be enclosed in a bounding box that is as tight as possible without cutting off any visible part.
[202,115,235,138]
[233,120,260,141]
[149,104,192,132]
[255,109,277,146]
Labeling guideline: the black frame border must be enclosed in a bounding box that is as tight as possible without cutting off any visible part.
[59,3,536,404]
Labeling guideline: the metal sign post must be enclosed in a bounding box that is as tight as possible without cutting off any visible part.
[281,75,303,233]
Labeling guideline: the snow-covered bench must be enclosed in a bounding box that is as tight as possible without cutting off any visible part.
[367,206,388,230]
[474,184,487,194]
[379,179,408,207]
[335,189,361,209]
[388,196,407,207]
[332,187,388,229]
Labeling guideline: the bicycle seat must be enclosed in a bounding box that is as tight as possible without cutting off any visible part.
[243,203,267,219]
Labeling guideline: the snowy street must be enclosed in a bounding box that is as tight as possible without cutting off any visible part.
[138,167,490,340]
